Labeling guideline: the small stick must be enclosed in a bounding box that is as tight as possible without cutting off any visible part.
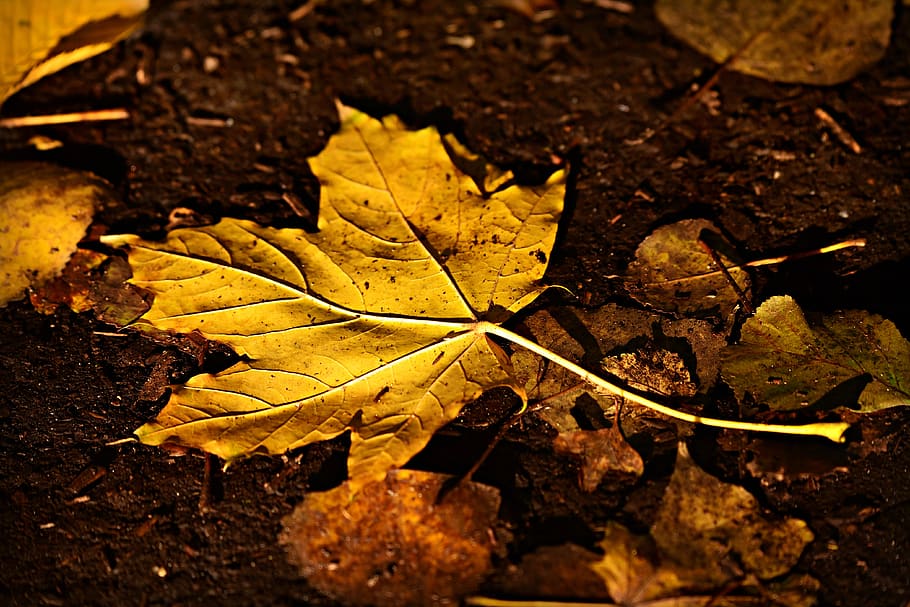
[186,116,233,127]
[697,237,754,314]
[289,0,319,21]
[815,108,862,154]
[0,108,130,128]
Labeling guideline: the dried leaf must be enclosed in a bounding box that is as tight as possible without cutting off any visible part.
[1,0,148,104]
[280,470,500,607]
[651,443,814,584]
[553,426,644,492]
[513,304,724,432]
[655,0,893,85]
[721,295,910,411]
[587,443,818,606]
[1,162,108,307]
[103,103,565,482]
[623,219,750,327]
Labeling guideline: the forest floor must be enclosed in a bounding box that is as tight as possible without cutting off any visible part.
[1,1,909,606]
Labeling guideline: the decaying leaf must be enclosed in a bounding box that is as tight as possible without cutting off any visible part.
[553,425,644,492]
[651,443,815,585]
[623,219,751,326]
[1,162,110,307]
[472,442,818,606]
[280,470,500,607]
[655,0,893,86]
[589,443,818,606]
[0,0,148,104]
[513,304,725,433]
[721,295,910,412]
[103,103,565,482]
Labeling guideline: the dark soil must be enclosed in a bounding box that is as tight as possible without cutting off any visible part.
[2,1,909,606]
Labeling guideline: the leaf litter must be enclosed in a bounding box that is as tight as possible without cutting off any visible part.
[469,443,819,607]
[101,104,854,493]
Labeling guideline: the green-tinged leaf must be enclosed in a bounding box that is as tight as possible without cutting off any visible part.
[623,219,750,327]
[1,162,109,306]
[1,0,148,104]
[655,0,893,85]
[102,103,565,483]
[721,295,910,411]
[280,470,500,607]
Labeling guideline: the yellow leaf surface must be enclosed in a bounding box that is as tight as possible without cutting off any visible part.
[0,0,148,105]
[103,103,565,482]
[1,162,109,307]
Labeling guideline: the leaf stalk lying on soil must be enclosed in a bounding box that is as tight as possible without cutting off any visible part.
[479,322,850,443]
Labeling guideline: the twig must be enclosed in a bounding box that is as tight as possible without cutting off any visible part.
[0,108,130,128]
[697,237,754,314]
[815,108,862,154]
[289,0,319,21]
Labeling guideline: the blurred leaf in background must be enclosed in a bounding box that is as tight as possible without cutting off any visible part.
[0,0,148,105]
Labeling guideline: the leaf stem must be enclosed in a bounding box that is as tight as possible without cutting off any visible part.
[481,322,850,443]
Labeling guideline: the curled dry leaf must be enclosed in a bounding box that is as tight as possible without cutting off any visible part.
[280,470,500,607]
[655,0,893,85]
[623,219,750,327]
[1,162,109,307]
[103,103,565,483]
[721,295,910,411]
[1,0,148,104]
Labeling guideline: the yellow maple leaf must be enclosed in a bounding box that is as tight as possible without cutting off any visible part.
[103,103,566,482]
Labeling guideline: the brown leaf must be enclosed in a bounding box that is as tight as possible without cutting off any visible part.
[280,470,500,607]
[655,0,893,85]
[553,426,644,492]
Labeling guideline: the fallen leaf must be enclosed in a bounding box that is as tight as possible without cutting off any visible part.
[721,295,910,411]
[601,346,697,398]
[0,0,148,104]
[553,425,644,492]
[280,470,500,607]
[1,162,109,307]
[623,219,751,327]
[478,542,612,602]
[587,443,818,606]
[103,103,565,482]
[651,443,815,585]
[655,0,893,85]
